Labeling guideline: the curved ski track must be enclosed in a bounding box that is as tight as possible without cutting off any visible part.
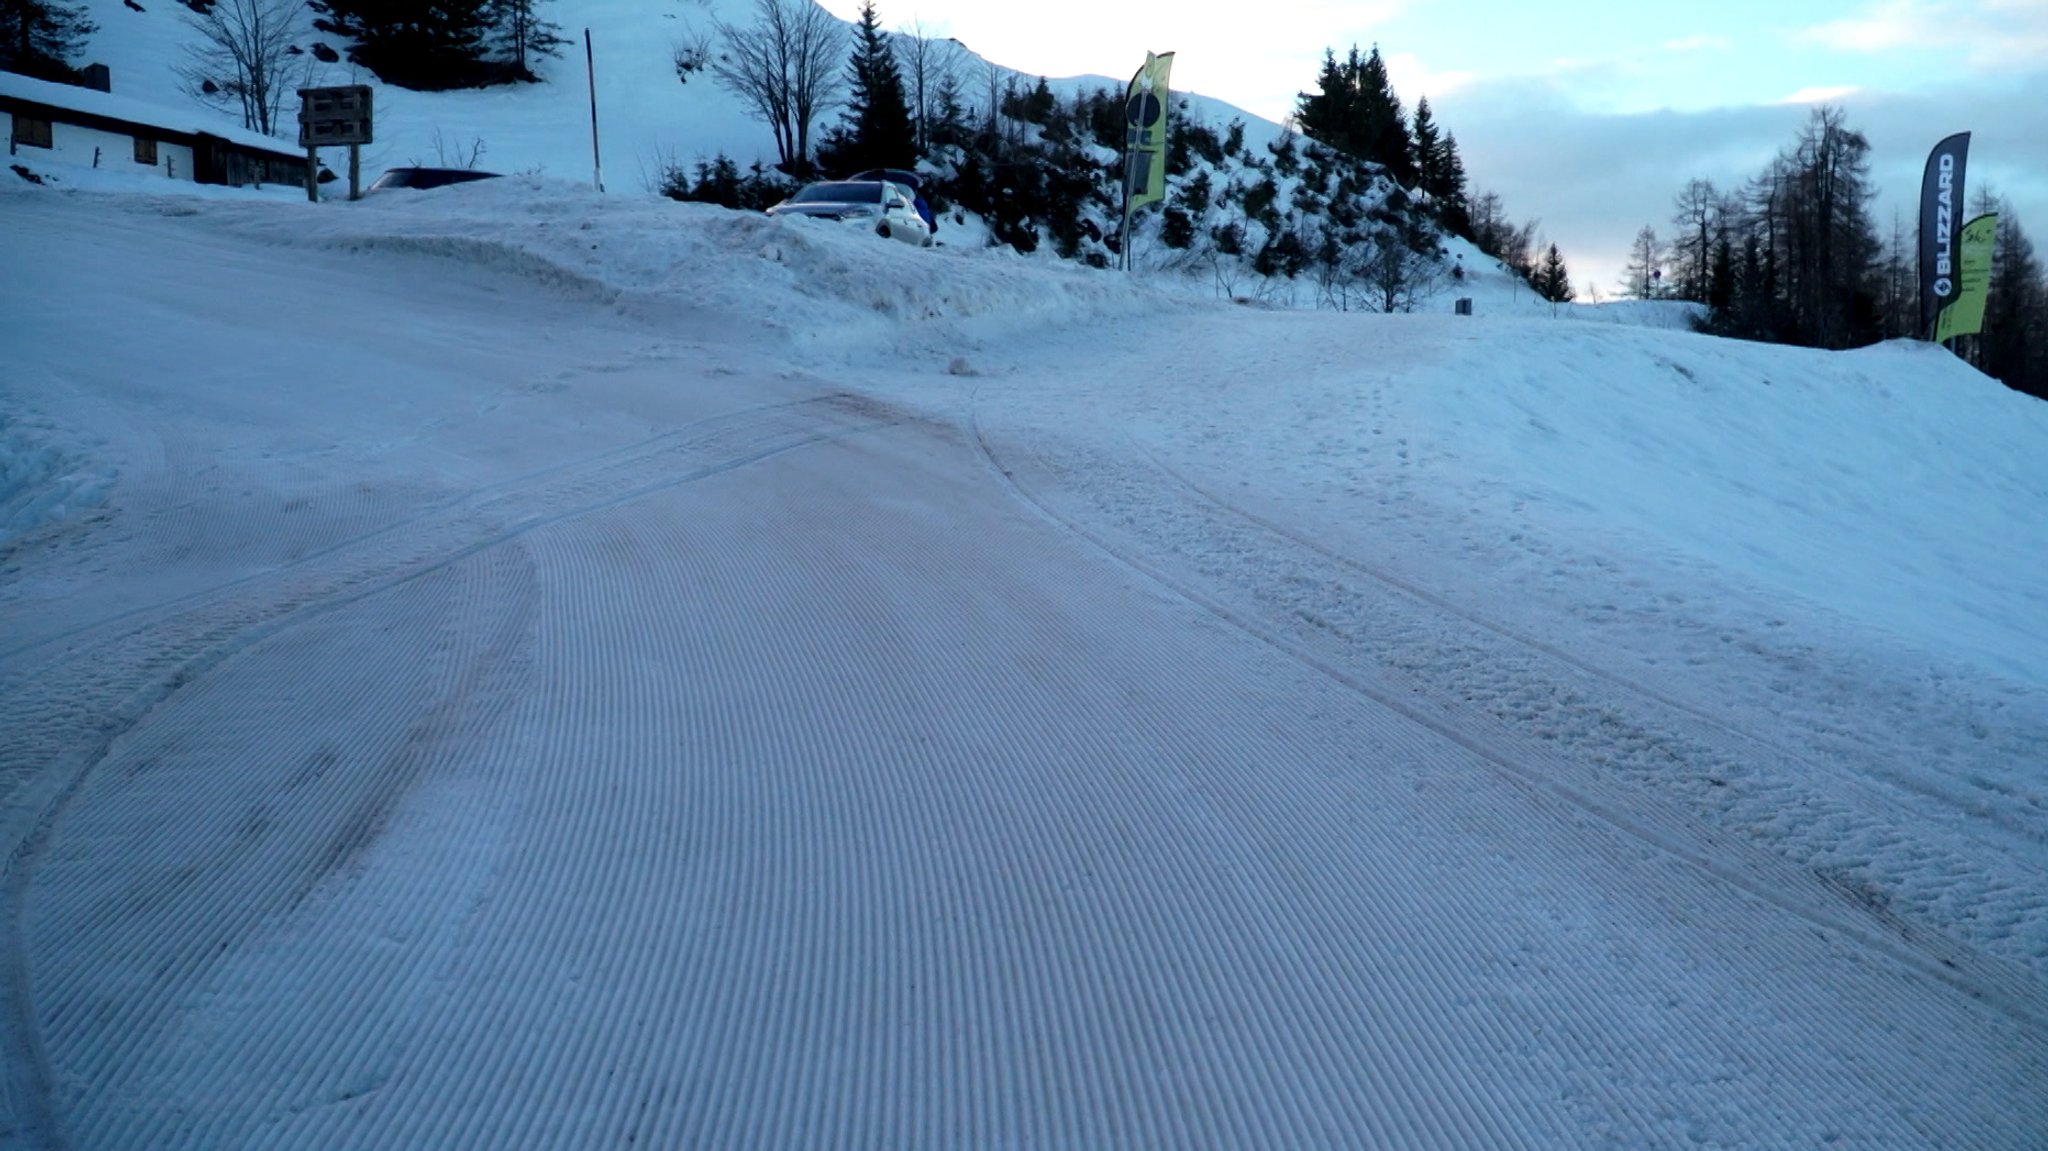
[0,394,894,1151]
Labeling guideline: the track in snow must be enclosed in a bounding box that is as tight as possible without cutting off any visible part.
[30,409,2048,1148]
[0,392,896,1150]
[1134,434,2048,974]
[965,377,2048,1003]
[966,400,2048,1021]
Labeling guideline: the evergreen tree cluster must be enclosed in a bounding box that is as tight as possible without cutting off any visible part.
[674,8,1527,303]
[658,153,788,213]
[310,0,563,90]
[1294,45,1468,232]
[1976,210,2048,401]
[1646,106,2048,399]
[0,0,95,83]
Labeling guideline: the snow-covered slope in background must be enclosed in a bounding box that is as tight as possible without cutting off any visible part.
[65,0,1285,192]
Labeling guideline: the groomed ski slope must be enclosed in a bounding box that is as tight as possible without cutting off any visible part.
[2,181,2045,1149]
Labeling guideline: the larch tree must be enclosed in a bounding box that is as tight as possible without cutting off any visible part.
[1621,225,1664,299]
[1981,203,2048,399]
[1668,178,1720,302]
[893,16,961,155]
[1770,105,1880,348]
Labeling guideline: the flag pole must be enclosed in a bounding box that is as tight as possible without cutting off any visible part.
[1120,60,1142,273]
[586,29,604,193]
[1120,132,1136,271]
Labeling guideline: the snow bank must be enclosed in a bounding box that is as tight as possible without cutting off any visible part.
[1408,322,2048,685]
[0,416,112,549]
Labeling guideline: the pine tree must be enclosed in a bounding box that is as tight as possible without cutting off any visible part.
[813,0,916,175]
[1292,44,1415,186]
[1981,208,2048,400]
[1535,243,1574,303]
[314,0,494,90]
[1412,97,1443,197]
[0,0,96,82]
[1706,236,1735,316]
[1355,46,1414,187]
[1434,131,1470,234]
[1294,49,1353,151]
[1409,98,1470,232]
[927,69,969,150]
[485,0,564,83]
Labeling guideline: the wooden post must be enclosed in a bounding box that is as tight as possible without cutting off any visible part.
[304,145,318,202]
[349,143,361,201]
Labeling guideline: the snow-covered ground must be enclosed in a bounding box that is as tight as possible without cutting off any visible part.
[2,173,2044,1149]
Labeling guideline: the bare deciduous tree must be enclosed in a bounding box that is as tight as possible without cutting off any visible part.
[1361,233,1446,313]
[1668,178,1721,302]
[893,17,960,154]
[1620,224,1664,299]
[176,0,310,137]
[425,127,486,170]
[710,0,844,176]
[489,0,565,82]
[974,51,1011,152]
[672,22,714,84]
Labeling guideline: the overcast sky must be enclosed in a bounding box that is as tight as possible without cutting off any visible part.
[818,0,2048,292]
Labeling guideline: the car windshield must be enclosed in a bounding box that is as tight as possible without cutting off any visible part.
[791,181,883,204]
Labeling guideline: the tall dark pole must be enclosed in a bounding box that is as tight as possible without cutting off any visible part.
[586,29,604,193]
[1119,121,1135,272]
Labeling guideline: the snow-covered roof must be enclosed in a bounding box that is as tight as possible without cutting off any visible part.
[0,67,299,157]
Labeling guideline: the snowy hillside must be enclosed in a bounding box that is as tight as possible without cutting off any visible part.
[61,0,1283,193]
[3,167,2045,1148]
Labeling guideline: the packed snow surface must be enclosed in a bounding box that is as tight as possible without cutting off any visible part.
[2,178,2045,1149]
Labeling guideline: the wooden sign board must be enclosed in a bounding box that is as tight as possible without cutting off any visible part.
[297,85,373,148]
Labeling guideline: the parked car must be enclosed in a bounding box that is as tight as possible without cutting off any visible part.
[368,167,501,192]
[847,168,937,234]
[765,180,933,247]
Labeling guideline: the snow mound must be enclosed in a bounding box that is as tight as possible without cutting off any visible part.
[150,176,1196,361]
[0,416,112,549]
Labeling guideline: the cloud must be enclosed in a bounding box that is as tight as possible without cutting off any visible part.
[1800,0,1926,51]
[1780,85,1864,104]
[1798,0,2048,70]
[1383,51,1476,102]
[1434,70,2048,293]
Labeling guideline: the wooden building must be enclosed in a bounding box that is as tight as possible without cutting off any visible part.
[2,69,306,188]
